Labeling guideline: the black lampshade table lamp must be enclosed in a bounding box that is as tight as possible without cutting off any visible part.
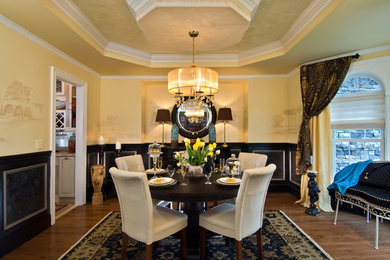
[217,108,233,147]
[156,109,171,147]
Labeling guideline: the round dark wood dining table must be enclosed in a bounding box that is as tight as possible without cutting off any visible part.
[149,172,239,250]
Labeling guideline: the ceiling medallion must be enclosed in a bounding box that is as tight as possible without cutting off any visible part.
[168,31,218,123]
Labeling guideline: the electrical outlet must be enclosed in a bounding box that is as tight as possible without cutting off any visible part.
[35,139,43,150]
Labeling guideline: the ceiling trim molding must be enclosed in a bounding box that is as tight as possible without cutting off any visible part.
[102,75,168,80]
[53,0,334,67]
[150,53,240,63]
[238,40,284,60]
[51,0,108,47]
[126,0,262,22]
[105,42,151,62]
[101,73,290,80]
[0,14,100,78]
[281,0,332,46]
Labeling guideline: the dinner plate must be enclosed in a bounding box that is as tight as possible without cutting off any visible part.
[216,177,241,186]
[148,177,177,187]
[145,168,167,175]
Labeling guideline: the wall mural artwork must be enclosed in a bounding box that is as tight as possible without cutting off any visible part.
[0,81,44,147]
[0,81,43,121]
[269,106,302,137]
[100,115,135,142]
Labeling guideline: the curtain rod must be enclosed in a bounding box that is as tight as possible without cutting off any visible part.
[352,53,360,59]
[303,52,360,66]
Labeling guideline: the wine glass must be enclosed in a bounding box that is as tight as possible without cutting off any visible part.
[204,168,213,185]
[167,165,175,178]
[179,164,187,186]
[219,158,225,174]
[158,158,163,171]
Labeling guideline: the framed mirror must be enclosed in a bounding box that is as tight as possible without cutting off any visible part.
[171,100,216,139]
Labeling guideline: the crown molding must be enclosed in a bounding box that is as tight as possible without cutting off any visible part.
[238,40,284,60]
[126,0,261,22]
[0,14,100,78]
[51,0,108,48]
[281,0,332,46]
[101,75,168,80]
[101,73,290,80]
[105,42,151,62]
[150,53,239,63]
[52,0,331,67]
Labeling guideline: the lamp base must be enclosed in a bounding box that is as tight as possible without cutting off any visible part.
[222,143,228,147]
[161,143,165,147]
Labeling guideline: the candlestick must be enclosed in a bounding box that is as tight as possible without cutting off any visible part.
[98,136,104,145]
[310,155,315,166]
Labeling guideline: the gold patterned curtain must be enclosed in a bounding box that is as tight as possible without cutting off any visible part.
[296,56,353,174]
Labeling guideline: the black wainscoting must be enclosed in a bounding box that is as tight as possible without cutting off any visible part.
[0,151,51,257]
[87,142,299,201]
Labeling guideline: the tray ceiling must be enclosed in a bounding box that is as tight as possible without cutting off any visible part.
[0,0,389,75]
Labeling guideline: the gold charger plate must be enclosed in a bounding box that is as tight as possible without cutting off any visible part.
[148,177,177,187]
[216,177,241,186]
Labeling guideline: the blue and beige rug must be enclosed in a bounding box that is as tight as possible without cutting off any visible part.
[59,210,332,259]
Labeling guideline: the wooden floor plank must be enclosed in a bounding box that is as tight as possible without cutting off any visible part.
[3,192,390,259]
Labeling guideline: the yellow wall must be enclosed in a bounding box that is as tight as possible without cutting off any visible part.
[100,77,297,145]
[100,78,143,143]
[100,80,249,144]
[247,77,299,142]
[0,23,100,156]
[286,70,302,143]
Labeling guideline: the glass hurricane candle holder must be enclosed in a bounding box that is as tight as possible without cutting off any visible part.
[148,141,161,179]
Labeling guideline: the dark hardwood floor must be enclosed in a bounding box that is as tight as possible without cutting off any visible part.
[2,192,390,259]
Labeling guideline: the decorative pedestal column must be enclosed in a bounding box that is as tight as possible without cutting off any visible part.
[91,165,104,205]
[306,170,321,216]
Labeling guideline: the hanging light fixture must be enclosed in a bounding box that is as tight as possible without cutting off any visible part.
[168,31,218,115]
[183,98,206,123]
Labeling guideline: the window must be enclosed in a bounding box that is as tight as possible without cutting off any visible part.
[331,73,385,176]
[332,129,383,173]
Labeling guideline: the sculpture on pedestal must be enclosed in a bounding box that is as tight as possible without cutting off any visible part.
[91,165,104,205]
[306,170,321,216]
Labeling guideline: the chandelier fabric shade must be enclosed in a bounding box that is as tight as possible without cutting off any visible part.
[168,31,218,104]
[168,66,218,97]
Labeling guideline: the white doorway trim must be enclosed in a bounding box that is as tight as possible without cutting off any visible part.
[50,67,87,225]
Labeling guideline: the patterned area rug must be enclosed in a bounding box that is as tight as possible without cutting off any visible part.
[59,210,332,260]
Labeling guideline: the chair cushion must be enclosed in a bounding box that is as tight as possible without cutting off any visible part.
[152,205,187,243]
[358,162,390,191]
[347,184,390,209]
[199,203,236,239]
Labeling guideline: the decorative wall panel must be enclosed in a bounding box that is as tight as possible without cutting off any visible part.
[3,163,47,230]
[253,150,285,180]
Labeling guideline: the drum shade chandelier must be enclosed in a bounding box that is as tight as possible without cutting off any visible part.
[168,31,218,113]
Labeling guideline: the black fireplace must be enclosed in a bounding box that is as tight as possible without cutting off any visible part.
[0,151,51,257]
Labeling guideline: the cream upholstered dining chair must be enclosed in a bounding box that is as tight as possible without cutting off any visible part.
[219,152,268,205]
[109,167,188,260]
[238,152,268,172]
[199,164,276,260]
[115,155,171,207]
[115,154,145,172]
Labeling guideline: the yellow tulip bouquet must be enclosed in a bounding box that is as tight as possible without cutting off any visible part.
[174,138,220,166]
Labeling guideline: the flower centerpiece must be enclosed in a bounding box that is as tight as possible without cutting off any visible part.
[174,138,220,176]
